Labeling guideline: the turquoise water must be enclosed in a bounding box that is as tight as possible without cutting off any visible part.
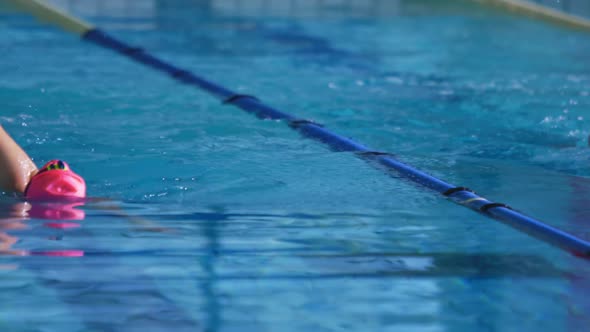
[1,0,590,331]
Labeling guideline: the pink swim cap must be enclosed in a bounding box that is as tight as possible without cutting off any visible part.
[24,160,86,200]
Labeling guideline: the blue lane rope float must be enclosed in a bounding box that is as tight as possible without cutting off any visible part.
[6,0,590,260]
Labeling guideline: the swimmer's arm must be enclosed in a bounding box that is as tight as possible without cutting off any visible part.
[113,208,169,232]
[0,126,38,193]
[90,198,172,233]
[0,232,26,256]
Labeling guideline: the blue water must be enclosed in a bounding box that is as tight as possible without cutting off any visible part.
[1,0,590,331]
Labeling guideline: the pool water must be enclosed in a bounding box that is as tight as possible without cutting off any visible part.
[1,0,590,331]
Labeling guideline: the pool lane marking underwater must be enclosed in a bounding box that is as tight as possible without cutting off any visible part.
[475,0,590,32]
[7,0,590,260]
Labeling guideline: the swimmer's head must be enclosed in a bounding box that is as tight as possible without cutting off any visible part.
[24,160,86,201]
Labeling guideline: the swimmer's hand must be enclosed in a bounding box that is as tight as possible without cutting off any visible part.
[90,198,175,234]
[0,232,28,256]
[127,216,175,234]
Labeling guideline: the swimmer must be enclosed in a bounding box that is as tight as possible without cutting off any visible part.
[0,125,169,256]
[0,125,85,200]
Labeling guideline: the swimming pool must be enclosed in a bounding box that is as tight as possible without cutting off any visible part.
[1,0,590,331]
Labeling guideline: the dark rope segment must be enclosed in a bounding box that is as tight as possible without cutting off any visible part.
[223,94,260,105]
[288,119,324,128]
[480,202,512,213]
[443,186,475,196]
[356,151,394,157]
